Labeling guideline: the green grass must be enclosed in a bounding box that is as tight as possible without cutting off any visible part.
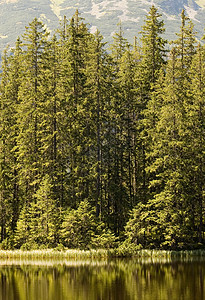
[0,248,204,260]
[114,248,205,258]
[0,249,109,260]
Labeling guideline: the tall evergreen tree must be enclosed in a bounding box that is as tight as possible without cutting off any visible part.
[64,11,93,207]
[142,11,197,248]
[139,5,167,99]
[116,45,140,222]
[0,49,12,243]
[108,24,129,234]
[84,30,108,217]
[0,39,23,243]
[187,44,205,243]
[17,18,49,203]
[38,35,62,201]
[131,5,168,207]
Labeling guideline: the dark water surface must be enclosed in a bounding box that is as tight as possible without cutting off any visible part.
[0,257,204,300]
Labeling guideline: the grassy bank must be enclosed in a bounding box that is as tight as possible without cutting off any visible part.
[0,249,205,260]
[0,249,108,260]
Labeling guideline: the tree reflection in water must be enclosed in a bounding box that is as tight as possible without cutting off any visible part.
[0,258,204,300]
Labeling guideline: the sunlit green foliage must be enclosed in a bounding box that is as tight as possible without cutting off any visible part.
[0,6,205,250]
[61,200,117,249]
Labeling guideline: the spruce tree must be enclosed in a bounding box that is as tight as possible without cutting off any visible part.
[116,45,139,224]
[108,24,129,234]
[138,5,167,203]
[142,11,197,248]
[0,49,11,243]
[59,11,92,207]
[29,175,58,247]
[187,44,205,244]
[0,39,23,244]
[17,18,49,203]
[84,30,108,217]
[139,5,167,99]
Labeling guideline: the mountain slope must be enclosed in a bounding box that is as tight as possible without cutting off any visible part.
[0,0,205,53]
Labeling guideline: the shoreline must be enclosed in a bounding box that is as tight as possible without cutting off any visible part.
[0,249,205,260]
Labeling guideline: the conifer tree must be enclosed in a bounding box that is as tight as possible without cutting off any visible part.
[0,39,23,243]
[172,9,196,81]
[17,18,49,203]
[61,200,96,249]
[55,15,73,206]
[0,49,11,242]
[116,45,139,221]
[139,5,167,99]
[187,44,205,243]
[14,202,31,248]
[29,175,58,246]
[108,24,129,234]
[59,11,93,207]
[38,35,62,204]
[141,11,197,248]
[138,5,167,203]
[84,30,108,217]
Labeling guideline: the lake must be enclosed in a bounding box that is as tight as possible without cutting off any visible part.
[0,257,204,300]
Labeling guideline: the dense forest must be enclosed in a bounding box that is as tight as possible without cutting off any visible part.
[0,6,204,251]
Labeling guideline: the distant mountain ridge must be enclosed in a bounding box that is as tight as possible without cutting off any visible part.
[0,0,205,53]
